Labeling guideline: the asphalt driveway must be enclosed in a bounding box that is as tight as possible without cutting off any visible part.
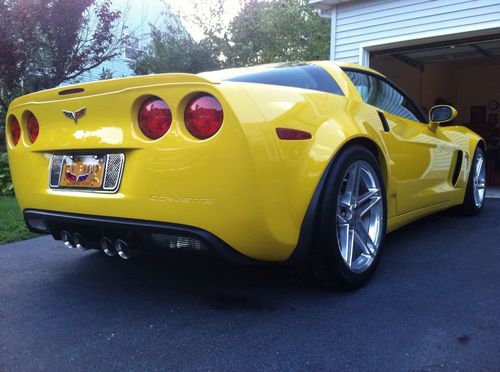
[1,201,500,371]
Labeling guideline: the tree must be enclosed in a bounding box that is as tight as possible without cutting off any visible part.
[0,0,124,118]
[179,0,330,68]
[130,0,330,75]
[129,15,220,75]
[224,0,330,67]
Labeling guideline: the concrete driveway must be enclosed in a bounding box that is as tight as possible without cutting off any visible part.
[1,201,500,370]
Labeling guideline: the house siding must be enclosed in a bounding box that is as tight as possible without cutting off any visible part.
[78,0,170,82]
[330,0,500,63]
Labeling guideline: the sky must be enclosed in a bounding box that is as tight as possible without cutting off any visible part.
[162,0,244,40]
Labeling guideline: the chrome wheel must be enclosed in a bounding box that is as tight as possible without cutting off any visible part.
[336,160,384,273]
[473,151,486,207]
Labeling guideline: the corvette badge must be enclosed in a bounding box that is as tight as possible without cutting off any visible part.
[62,107,86,124]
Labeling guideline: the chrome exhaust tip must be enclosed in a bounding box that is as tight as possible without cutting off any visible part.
[73,233,88,251]
[61,230,76,249]
[100,237,115,257]
[114,239,137,260]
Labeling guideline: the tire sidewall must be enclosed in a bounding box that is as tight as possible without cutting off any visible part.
[312,145,387,289]
[462,147,486,215]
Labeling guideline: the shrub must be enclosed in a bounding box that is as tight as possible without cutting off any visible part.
[0,124,5,152]
[0,152,14,196]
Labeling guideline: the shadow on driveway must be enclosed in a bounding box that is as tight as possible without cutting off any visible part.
[1,201,499,370]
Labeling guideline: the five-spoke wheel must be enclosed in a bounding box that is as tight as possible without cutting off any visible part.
[310,145,387,290]
[472,150,486,208]
[459,146,486,215]
[336,161,384,273]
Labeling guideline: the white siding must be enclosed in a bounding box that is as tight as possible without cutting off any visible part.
[78,0,171,83]
[330,0,500,63]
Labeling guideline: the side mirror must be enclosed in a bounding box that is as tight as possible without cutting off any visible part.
[428,105,457,132]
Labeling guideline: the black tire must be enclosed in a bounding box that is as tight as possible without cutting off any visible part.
[308,145,387,290]
[457,146,486,216]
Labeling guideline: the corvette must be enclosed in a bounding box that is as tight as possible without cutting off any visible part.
[6,61,486,289]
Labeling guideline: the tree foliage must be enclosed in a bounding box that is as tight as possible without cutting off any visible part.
[0,0,124,116]
[224,0,330,67]
[130,18,219,75]
[130,0,330,75]
[0,152,13,195]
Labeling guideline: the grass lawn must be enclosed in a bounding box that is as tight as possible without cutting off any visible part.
[0,196,37,244]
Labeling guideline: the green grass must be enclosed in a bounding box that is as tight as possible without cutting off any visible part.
[0,196,37,244]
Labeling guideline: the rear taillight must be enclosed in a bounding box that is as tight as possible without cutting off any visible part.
[27,113,39,143]
[138,97,172,140]
[184,95,223,139]
[10,116,21,146]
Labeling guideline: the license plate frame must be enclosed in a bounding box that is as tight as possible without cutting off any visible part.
[49,153,124,192]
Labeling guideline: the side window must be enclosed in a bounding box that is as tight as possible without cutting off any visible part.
[344,70,424,123]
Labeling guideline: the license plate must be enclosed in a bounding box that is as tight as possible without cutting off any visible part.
[59,155,106,189]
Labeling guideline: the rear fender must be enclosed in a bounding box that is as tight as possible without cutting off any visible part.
[222,84,392,256]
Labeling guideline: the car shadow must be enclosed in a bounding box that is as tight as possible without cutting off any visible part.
[55,250,316,313]
[41,200,499,312]
[4,201,499,370]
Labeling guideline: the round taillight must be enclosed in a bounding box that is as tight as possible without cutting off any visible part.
[138,97,172,140]
[184,95,223,139]
[27,113,39,143]
[10,116,21,146]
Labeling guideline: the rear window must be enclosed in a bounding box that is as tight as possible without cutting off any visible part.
[224,64,344,96]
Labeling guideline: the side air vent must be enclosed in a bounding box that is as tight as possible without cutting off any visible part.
[377,111,390,132]
[452,150,463,186]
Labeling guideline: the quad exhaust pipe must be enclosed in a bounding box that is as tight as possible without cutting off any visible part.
[73,233,89,251]
[99,236,139,260]
[61,231,93,251]
[61,231,76,249]
[100,237,115,257]
[62,231,140,260]
[114,239,139,260]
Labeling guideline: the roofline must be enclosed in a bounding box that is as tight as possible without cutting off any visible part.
[309,0,357,11]
[313,60,387,78]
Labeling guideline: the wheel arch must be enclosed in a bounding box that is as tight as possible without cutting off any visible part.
[476,139,486,152]
[287,135,390,264]
[340,137,389,189]
[467,137,486,179]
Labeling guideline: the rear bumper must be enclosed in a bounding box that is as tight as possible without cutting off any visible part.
[24,209,264,265]
[8,83,328,262]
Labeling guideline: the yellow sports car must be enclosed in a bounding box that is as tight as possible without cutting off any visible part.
[6,61,486,289]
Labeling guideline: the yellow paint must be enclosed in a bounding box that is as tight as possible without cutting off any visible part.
[6,62,484,261]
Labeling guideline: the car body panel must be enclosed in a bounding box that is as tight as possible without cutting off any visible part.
[6,61,484,261]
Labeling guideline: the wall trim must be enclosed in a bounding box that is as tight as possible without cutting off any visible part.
[358,22,500,66]
[330,5,337,60]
